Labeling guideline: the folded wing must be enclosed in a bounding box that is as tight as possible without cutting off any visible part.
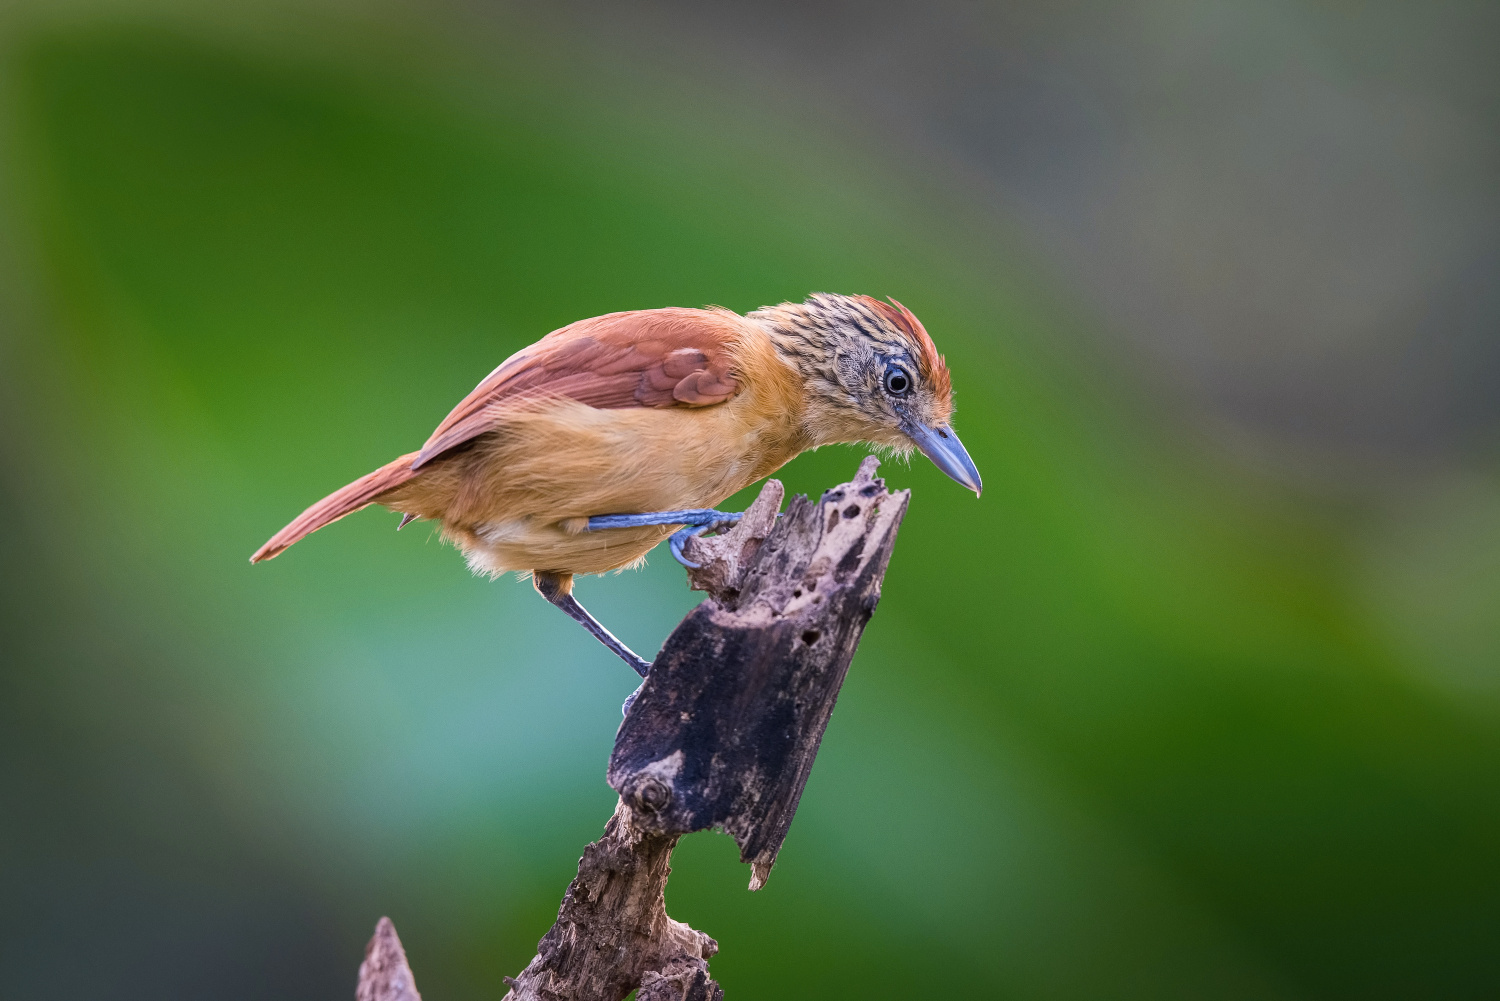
[413,307,742,468]
[251,307,744,561]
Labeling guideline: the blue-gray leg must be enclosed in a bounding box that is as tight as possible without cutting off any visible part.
[561,508,749,713]
[533,571,650,680]
[586,509,744,569]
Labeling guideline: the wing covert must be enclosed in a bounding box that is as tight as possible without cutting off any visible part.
[413,307,743,469]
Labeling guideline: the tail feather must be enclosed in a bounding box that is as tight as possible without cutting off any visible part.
[251,452,420,563]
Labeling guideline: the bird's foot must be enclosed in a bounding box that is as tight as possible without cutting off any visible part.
[586,508,745,569]
[621,681,644,717]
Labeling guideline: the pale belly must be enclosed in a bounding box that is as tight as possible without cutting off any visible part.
[461,518,679,577]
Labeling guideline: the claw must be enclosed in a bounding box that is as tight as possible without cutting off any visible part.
[622,682,644,716]
[397,512,417,530]
[669,525,712,569]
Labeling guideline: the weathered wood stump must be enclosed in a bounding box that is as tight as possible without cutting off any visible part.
[360,457,909,1001]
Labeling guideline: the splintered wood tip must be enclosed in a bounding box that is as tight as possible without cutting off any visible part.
[356,917,423,1001]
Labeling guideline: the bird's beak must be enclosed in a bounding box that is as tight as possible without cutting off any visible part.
[903,420,982,496]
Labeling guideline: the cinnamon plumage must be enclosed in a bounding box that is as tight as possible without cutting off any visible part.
[252,293,980,683]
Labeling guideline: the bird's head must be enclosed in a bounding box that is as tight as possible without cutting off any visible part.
[750,293,982,496]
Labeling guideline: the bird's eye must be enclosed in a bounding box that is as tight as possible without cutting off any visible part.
[883,366,912,396]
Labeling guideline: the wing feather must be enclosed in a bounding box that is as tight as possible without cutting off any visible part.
[253,306,745,561]
[412,307,742,469]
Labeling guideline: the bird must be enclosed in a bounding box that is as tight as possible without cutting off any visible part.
[251,293,981,684]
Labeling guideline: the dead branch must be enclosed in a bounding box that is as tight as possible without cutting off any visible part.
[358,458,908,1001]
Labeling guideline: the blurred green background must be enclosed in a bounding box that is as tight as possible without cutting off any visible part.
[2,1,1498,998]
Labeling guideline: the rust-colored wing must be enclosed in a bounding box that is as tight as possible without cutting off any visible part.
[413,307,742,468]
[251,307,743,563]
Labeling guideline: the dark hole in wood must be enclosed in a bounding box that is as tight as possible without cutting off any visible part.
[801,630,820,645]
[843,504,861,519]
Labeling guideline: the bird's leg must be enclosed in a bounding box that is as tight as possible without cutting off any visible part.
[585,508,744,569]
[532,571,651,679]
[560,507,750,712]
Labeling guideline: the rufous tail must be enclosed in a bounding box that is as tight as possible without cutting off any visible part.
[250,452,419,563]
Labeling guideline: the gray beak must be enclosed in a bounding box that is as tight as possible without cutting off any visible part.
[903,420,982,496]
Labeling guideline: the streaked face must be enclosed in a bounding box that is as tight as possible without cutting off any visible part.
[754,292,982,496]
[838,332,982,496]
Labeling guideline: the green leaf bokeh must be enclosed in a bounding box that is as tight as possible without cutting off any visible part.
[2,6,1497,999]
